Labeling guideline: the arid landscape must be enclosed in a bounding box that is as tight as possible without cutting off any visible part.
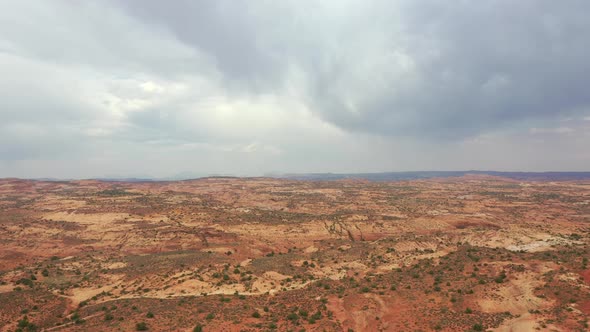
[3,0,590,331]
[0,175,589,331]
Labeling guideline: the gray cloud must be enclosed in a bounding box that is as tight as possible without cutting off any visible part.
[0,0,589,177]
[116,0,590,139]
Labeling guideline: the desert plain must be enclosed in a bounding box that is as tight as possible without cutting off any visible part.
[0,176,589,331]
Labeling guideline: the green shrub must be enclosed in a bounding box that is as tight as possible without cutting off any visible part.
[136,322,148,331]
[16,278,34,288]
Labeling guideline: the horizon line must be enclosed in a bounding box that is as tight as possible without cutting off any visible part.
[2,170,590,182]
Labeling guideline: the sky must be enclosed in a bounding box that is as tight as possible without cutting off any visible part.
[1,0,589,179]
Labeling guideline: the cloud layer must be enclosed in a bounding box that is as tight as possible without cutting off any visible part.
[1,0,589,178]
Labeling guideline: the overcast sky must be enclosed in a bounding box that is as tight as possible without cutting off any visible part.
[1,0,589,178]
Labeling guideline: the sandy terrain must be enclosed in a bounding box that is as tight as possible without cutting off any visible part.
[0,176,588,331]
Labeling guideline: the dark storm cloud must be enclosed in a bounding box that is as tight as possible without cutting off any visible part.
[114,0,288,90]
[116,0,590,139]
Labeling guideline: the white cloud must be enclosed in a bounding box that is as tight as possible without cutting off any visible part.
[239,142,282,155]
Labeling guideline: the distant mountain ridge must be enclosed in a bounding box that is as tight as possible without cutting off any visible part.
[275,171,590,181]
[11,170,590,182]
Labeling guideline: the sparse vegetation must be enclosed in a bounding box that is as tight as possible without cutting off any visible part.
[136,322,148,330]
[0,177,588,331]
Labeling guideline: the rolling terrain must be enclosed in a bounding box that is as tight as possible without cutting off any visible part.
[0,176,589,331]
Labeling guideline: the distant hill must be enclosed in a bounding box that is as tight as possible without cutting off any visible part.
[11,171,589,182]
[92,177,156,182]
[276,171,590,182]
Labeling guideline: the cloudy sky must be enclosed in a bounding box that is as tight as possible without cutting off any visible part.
[1,0,589,178]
